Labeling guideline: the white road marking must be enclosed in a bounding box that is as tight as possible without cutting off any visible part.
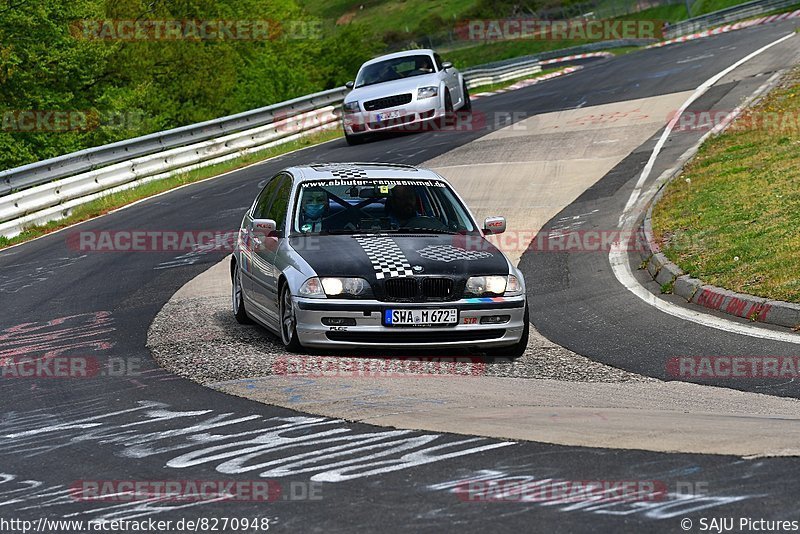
[611,33,800,344]
[618,32,795,227]
[677,53,715,63]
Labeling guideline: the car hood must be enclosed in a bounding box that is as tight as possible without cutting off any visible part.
[345,74,439,104]
[288,233,509,284]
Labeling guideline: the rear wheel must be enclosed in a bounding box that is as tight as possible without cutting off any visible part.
[232,262,252,324]
[279,284,303,352]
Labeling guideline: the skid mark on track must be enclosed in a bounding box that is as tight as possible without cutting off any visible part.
[0,256,87,293]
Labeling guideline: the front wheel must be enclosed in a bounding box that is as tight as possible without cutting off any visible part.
[439,90,454,128]
[345,131,365,146]
[461,81,472,112]
[279,284,303,352]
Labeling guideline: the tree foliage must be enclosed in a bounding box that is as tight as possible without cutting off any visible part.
[0,0,382,170]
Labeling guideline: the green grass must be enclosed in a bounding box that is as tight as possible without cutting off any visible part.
[612,0,756,22]
[299,0,479,36]
[0,129,343,250]
[615,3,689,23]
[651,68,800,303]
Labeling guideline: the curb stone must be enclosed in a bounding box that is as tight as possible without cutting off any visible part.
[637,68,800,329]
[655,261,683,287]
[673,275,703,302]
[640,176,800,329]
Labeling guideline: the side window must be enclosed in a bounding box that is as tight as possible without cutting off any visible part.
[433,53,444,71]
[267,176,292,233]
[253,176,282,219]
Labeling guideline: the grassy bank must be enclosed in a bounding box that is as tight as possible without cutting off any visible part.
[651,69,800,303]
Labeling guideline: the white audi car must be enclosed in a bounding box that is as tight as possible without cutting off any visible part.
[341,49,471,145]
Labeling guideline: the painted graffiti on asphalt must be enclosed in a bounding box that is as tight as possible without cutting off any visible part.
[0,312,115,361]
[0,399,513,521]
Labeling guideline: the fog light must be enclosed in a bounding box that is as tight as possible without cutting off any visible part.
[480,315,510,325]
[322,317,357,326]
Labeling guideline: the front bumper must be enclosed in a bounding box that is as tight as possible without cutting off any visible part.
[342,98,443,136]
[294,296,526,349]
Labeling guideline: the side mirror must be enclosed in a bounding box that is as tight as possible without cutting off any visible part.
[483,216,506,235]
[252,218,280,237]
[441,61,453,70]
[345,81,355,89]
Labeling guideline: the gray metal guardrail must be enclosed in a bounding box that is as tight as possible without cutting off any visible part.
[665,0,799,37]
[0,45,631,238]
[0,88,348,197]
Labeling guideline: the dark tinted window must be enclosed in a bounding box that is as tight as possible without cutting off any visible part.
[267,176,292,233]
[253,176,283,219]
[433,53,444,71]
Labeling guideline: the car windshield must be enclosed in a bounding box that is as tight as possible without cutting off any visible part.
[293,179,478,235]
[355,55,436,88]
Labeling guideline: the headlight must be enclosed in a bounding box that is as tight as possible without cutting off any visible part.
[466,275,507,296]
[417,86,438,99]
[298,277,325,298]
[321,277,370,297]
[465,275,524,296]
[343,101,360,113]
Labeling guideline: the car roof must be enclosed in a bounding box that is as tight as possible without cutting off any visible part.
[361,49,436,68]
[287,162,448,184]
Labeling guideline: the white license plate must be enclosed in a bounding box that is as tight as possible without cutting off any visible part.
[376,110,401,121]
[384,308,458,326]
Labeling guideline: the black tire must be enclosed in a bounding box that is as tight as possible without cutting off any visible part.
[279,283,303,352]
[461,81,472,112]
[345,131,365,145]
[232,262,252,324]
[486,301,529,359]
[439,90,454,128]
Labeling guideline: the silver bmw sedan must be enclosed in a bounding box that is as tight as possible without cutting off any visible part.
[232,162,528,357]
